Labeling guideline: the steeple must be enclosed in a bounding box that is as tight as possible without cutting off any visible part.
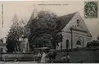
[29,7,38,21]
[27,7,38,28]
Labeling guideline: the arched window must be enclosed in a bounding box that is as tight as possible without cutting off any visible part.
[76,41,81,45]
[66,40,69,49]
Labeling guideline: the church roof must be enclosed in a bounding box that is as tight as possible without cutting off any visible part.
[58,12,92,37]
[58,12,76,29]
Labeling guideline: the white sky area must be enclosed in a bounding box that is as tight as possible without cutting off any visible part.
[0,0,98,40]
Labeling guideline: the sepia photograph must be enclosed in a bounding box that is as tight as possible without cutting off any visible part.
[0,0,98,64]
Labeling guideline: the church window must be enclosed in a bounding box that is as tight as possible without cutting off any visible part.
[76,41,81,45]
[66,39,69,49]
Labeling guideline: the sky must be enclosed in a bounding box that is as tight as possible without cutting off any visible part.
[0,0,98,40]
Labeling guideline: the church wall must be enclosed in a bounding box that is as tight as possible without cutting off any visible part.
[72,32,91,48]
[61,32,71,49]
[60,31,91,49]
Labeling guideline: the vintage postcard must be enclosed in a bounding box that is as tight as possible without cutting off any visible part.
[0,0,98,64]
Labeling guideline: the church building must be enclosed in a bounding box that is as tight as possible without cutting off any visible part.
[56,12,92,50]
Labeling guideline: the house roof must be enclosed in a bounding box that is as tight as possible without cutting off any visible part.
[0,38,6,46]
[58,12,76,29]
[0,43,6,46]
[26,18,38,28]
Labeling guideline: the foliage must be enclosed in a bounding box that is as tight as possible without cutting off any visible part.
[6,14,25,52]
[27,11,62,49]
[86,40,99,48]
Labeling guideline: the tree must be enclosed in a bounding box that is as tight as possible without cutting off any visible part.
[27,11,62,50]
[6,14,24,52]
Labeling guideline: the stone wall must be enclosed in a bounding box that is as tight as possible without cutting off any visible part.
[0,53,35,61]
[0,48,99,63]
[55,48,99,63]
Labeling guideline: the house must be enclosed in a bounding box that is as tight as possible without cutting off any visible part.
[0,38,6,53]
[56,12,92,50]
[19,36,30,53]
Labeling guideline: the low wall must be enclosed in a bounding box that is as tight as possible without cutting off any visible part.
[0,48,99,63]
[56,47,99,63]
[0,53,35,61]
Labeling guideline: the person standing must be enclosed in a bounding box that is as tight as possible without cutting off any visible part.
[41,49,50,63]
[61,53,70,63]
[37,51,42,63]
[61,54,67,63]
[41,51,46,63]
[66,53,70,63]
[48,49,57,63]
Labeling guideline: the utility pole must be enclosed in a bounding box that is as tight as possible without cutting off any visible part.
[83,37,84,47]
[2,4,3,27]
[70,27,73,49]
[61,42,62,50]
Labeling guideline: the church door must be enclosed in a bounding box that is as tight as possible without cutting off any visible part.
[66,40,69,49]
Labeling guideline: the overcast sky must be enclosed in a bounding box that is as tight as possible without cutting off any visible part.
[0,0,98,40]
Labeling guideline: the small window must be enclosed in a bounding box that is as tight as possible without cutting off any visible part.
[77,19,79,21]
[77,19,80,26]
[76,41,81,45]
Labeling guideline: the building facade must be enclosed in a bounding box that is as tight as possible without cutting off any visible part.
[20,37,29,53]
[56,12,92,50]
